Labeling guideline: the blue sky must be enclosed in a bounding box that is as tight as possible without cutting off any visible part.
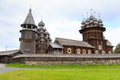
[0,0,120,51]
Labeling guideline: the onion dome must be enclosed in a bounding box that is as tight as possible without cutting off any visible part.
[81,21,85,25]
[98,19,102,23]
[89,15,95,20]
[47,37,51,42]
[40,33,45,38]
[86,18,89,23]
[94,20,98,24]
[81,15,104,28]
[40,38,45,42]
[88,15,98,23]
[45,36,48,40]
[40,29,44,33]
[38,20,45,26]
[43,28,46,32]
[44,28,46,31]
[45,31,50,36]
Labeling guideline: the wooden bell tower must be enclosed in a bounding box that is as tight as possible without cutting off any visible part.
[79,14,113,53]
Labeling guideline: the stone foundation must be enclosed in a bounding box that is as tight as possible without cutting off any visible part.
[13,54,120,65]
[24,59,120,66]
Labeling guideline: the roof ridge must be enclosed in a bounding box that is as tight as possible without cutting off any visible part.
[56,37,82,42]
[55,37,94,48]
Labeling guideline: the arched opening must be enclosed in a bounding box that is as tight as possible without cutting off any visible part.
[102,50,105,54]
[76,48,81,54]
[67,48,72,54]
[88,49,92,54]
[82,49,86,54]
[108,51,112,54]
[95,50,98,54]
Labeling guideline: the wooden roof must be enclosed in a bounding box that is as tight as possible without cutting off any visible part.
[50,43,63,49]
[23,8,35,25]
[0,50,19,56]
[55,37,94,48]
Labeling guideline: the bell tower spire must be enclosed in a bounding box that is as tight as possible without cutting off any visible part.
[23,8,35,25]
[19,9,37,54]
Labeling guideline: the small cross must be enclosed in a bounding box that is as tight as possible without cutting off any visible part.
[90,9,93,15]
[86,12,88,18]
[93,11,96,17]
[98,13,101,19]
[82,15,85,21]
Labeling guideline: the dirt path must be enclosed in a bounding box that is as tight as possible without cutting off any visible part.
[0,63,6,68]
[0,63,18,74]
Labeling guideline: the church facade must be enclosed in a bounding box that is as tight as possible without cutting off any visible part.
[19,9,51,54]
[0,9,114,64]
[79,15,113,54]
[19,9,113,55]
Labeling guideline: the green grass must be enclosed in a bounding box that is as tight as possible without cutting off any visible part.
[1,63,120,80]
[0,69,120,80]
[7,63,120,69]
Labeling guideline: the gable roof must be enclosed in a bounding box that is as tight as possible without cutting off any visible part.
[55,37,94,48]
[0,50,19,56]
[23,8,35,25]
[50,43,63,49]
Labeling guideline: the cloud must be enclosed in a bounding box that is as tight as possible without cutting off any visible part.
[46,18,81,41]
[0,0,120,51]
[105,27,120,48]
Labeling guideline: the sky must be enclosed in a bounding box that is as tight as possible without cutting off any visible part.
[0,0,120,51]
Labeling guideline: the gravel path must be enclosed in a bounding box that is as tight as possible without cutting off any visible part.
[0,63,19,74]
[0,63,6,68]
[0,68,19,74]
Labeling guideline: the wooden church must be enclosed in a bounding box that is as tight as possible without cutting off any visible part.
[49,15,113,54]
[0,9,113,63]
[19,8,113,55]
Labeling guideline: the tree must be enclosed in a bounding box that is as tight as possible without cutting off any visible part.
[114,43,120,53]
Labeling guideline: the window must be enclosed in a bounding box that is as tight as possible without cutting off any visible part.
[23,26,26,28]
[102,50,105,54]
[82,49,86,54]
[88,49,92,54]
[77,49,81,54]
[28,25,31,29]
[98,45,102,50]
[67,48,72,54]
[108,51,112,54]
[33,26,35,29]
[24,49,30,52]
[95,50,98,54]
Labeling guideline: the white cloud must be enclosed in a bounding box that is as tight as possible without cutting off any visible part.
[105,27,120,49]
[46,18,81,41]
[0,0,120,51]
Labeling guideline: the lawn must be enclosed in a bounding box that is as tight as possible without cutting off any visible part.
[0,69,120,80]
[0,63,120,80]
